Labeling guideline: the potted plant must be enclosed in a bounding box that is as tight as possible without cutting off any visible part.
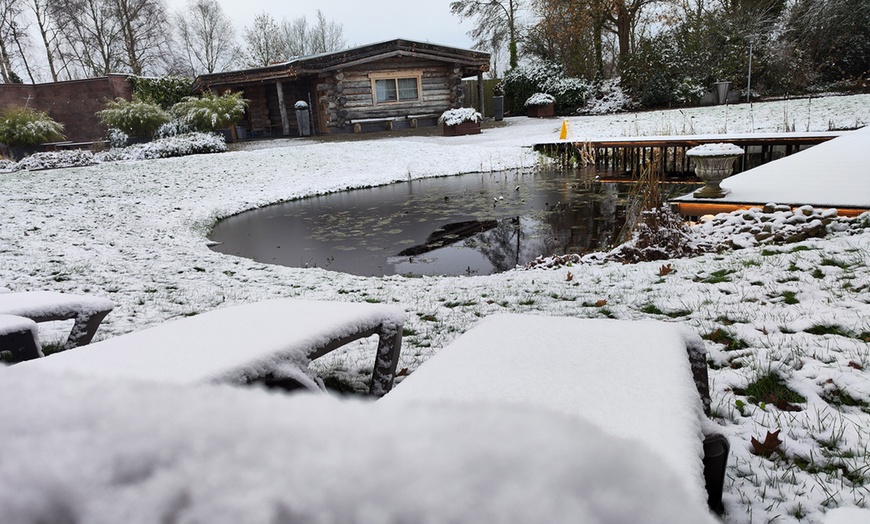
[525,93,556,118]
[686,143,744,198]
[439,107,482,136]
[0,107,65,160]
[171,91,248,141]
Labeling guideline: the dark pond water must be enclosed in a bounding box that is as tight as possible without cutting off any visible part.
[208,168,694,277]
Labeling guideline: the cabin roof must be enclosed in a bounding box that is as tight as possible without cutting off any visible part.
[193,39,491,91]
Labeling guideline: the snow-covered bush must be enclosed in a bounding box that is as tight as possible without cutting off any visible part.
[580,78,633,115]
[171,92,248,132]
[438,107,482,126]
[16,150,95,171]
[0,107,65,147]
[524,93,555,107]
[154,119,194,139]
[499,62,589,114]
[95,132,226,162]
[107,128,129,149]
[97,98,170,139]
[0,158,18,172]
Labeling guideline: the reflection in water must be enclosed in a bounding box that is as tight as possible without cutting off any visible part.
[208,168,693,277]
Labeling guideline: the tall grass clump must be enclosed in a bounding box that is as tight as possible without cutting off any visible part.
[0,107,65,147]
[97,98,170,139]
[171,92,248,132]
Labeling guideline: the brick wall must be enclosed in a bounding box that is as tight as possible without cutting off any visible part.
[0,75,133,142]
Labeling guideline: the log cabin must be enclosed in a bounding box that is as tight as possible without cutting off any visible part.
[192,39,491,136]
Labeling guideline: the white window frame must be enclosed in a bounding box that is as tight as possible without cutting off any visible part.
[369,71,423,105]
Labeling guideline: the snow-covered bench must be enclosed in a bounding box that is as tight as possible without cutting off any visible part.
[0,291,114,352]
[19,299,405,396]
[382,313,729,511]
[0,314,41,361]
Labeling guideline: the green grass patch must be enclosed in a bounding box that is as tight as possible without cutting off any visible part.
[734,372,806,410]
[703,328,749,351]
[811,268,825,279]
[702,269,734,284]
[790,245,813,253]
[820,257,850,269]
[782,291,800,305]
[760,249,780,256]
[821,385,870,413]
[792,456,867,486]
[640,304,663,315]
[518,298,536,306]
[805,324,851,337]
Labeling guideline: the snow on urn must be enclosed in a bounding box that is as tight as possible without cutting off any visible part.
[686,143,744,199]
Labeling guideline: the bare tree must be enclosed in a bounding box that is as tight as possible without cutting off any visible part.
[309,9,345,55]
[280,14,307,57]
[50,0,125,77]
[242,12,287,66]
[109,0,170,75]
[280,9,346,58]
[450,0,524,68]
[174,0,238,75]
[28,0,61,81]
[0,0,33,82]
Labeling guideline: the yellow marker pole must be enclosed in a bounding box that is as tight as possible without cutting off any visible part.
[559,119,569,140]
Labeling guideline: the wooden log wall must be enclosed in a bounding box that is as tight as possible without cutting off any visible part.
[315,57,458,132]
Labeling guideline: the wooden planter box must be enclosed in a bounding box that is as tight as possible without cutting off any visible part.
[443,121,482,136]
[527,103,555,118]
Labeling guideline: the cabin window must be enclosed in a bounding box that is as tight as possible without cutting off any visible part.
[370,71,423,104]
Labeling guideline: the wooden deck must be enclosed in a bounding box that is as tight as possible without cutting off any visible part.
[534,132,843,178]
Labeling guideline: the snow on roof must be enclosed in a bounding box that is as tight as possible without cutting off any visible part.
[673,125,870,208]
[0,369,717,523]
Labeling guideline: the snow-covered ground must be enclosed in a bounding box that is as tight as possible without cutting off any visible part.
[1,94,869,523]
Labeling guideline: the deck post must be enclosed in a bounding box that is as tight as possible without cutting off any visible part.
[275,81,291,136]
[477,72,485,114]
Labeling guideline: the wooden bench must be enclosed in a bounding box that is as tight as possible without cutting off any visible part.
[383,313,729,511]
[19,299,405,396]
[0,314,41,361]
[0,291,114,352]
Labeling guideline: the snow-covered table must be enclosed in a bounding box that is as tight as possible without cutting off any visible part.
[0,291,114,351]
[0,314,41,360]
[383,314,725,511]
[19,299,406,396]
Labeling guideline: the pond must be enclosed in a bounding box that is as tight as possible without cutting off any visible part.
[208,168,694,277]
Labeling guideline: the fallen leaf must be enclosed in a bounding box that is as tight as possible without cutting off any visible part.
[595,299,607,307]
[751,430,783,457]
[395,367,409,377]
[848,361,864,370]
[659,263,673,276]
[566,271,573,282]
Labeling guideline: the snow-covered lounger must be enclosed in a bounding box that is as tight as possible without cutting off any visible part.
[18,299,405,396]
[382,313,728,511]
[0,291,114,351]
[0,314,41,360]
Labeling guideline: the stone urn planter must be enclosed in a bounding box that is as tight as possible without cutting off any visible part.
[439,108,482,137]
[525,93,556,118]
[686,143,744,198]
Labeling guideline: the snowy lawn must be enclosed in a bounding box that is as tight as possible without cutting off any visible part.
[1,94,869,523]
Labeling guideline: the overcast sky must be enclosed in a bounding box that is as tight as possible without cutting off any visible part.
[166,0,479,50]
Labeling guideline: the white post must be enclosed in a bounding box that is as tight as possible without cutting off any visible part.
[746,36,756,103]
